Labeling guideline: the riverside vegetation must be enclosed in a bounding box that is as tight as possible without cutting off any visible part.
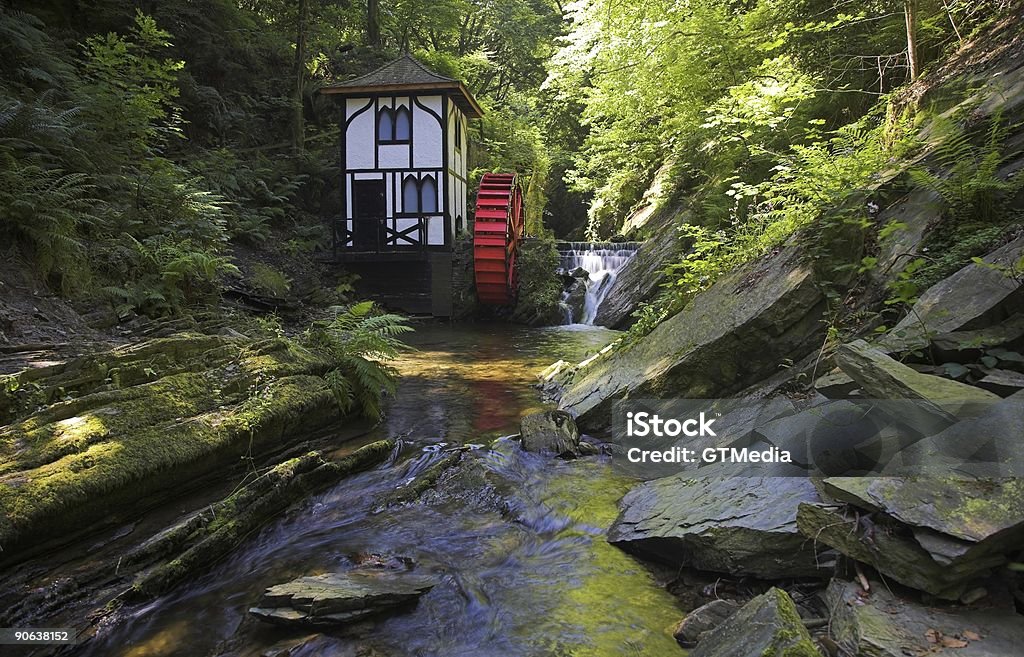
[2,1,1024,656]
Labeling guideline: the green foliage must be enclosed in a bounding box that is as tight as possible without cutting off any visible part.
[302,302,412,419]
[909,117,1024,224]
[0,159,96,286]
[80,10,184,168]
[907,224,1019,294]
[626,113,913,341]
[886,256,928,307]
[100,236,240,317]
[249,263,292,298]
[194,149,311,244]
[889,115,1024,298]
[548,0,1013,242]
[511,236,563,325]
[0,7,282,315]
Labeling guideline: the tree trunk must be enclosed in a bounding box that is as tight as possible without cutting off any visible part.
[292,0,310,152]
[367,0,381,48]
[904,0,919,80]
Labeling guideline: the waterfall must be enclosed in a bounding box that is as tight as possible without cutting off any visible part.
[557,242,640,325]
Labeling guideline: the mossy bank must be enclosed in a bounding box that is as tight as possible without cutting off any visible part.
[0,331,358,563]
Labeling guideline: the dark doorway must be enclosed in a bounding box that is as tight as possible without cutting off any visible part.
[352,179,386,250]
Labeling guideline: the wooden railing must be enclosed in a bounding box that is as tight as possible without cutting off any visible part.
[333,214,450,254]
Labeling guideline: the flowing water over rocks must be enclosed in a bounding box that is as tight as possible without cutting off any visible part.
[557,243,639,325]
[55,324,683,657]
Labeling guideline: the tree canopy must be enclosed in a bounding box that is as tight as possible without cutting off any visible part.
[0,0,1018,318]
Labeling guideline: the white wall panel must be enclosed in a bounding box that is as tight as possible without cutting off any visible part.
[427,216,445,245]
[346,99,374,169]
[413,105,442,168]
[378,144,408,168]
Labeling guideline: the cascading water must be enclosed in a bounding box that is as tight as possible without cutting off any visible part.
[558,242,640,325]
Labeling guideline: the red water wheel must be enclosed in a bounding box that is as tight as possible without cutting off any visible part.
[473,173,525,305]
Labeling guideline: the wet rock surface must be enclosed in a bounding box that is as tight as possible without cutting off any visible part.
[608,475,833,578]
[519,409,581,457]
[249,565,436,627]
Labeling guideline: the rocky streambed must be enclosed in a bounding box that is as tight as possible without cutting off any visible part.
[1,324,698,657]
[548,225,1024,654]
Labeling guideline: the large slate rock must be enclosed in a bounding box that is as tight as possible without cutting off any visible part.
[561,246,825,432]
[608,475,832,578]
[882,390,1024,478]
[519,410,581,457]
[870,189,941,288]
[835,340,999,431]
[796,503,1004,600]
[797,476,1024,599]
[880,235,1024,354]
[930,312,1024,362]
[827,578,1024,657]
[689,588,818,657]
[977,368,1024,396]
[822,477,1024,546]
[249,569,435,627]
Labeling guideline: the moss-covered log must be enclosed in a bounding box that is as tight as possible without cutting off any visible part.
[0,333,351,562]
[128,439,395,599]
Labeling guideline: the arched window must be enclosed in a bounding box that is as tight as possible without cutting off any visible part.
[394,106,411,141]
[420,175,437,213]
[377,107,393,141]
[402,175,420,213]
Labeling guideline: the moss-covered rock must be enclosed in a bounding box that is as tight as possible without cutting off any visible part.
[0,333,351,563]
[689,587,818,657]
[0,333,239,425]
[798,477,1024,599]
[835,339,999,431]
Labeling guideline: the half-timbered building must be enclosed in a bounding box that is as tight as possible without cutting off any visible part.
[321,55,483,316]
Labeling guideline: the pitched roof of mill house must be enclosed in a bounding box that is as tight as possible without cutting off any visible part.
[320,54,484,118]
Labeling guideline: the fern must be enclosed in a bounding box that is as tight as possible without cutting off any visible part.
[0,156,98,283]
[303,302,413,419]
[909,116,1023,224]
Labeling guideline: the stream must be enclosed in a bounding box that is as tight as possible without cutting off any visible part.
[75,323,683,657]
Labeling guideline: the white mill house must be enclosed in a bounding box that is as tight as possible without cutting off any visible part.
[320,55,484,316]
